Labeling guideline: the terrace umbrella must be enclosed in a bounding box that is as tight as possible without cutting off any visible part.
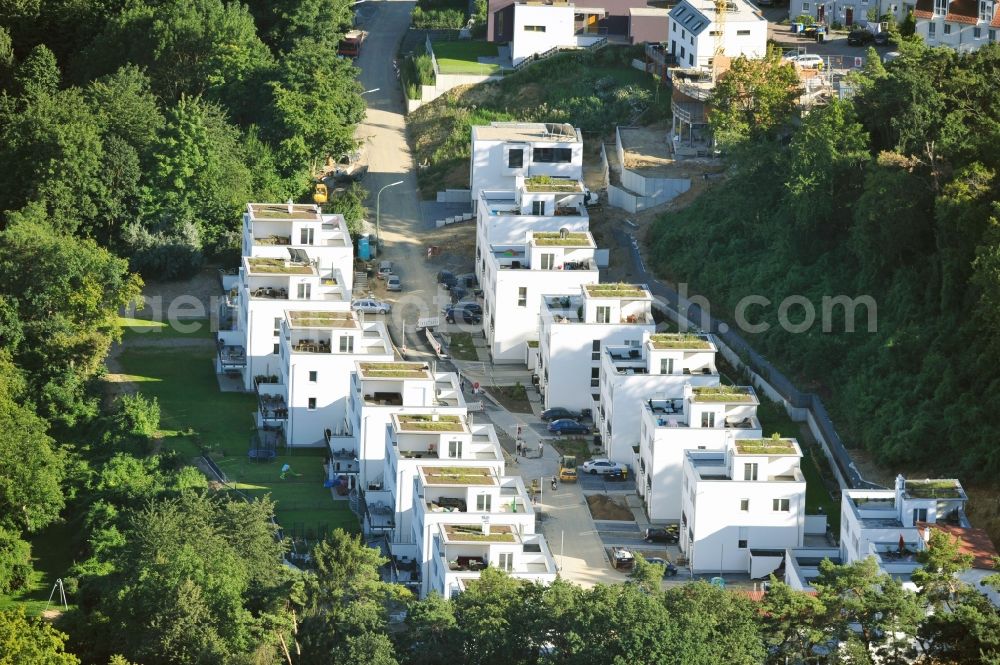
[898,534,906,554]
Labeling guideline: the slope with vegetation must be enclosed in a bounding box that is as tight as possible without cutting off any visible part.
[650,44,1000,485]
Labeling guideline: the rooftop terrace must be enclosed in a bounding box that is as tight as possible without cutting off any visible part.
[692,385,755,403]
[734,437,798,456]
[249,203,321,221]
[530,231,593,246]
[584,283,649,299]
[904,479,966,500]
[443,523,516,543]
[422,466,497,486]
[473,122,579,143]
[649,333,713,350]
[359,362,432,380]
[395,414,466,433]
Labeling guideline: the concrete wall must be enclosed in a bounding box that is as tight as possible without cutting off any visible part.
[405,72,501,114]
[437,189,473,203]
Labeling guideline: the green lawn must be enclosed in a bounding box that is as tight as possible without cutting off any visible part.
[117,345,357,534]
[118,316,215,340]
[447,332,478,360]
[0,520,81,615]
[432,40,500,75]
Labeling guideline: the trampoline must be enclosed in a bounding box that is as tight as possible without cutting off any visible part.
[248,448,277,462]
[248,427,280,462]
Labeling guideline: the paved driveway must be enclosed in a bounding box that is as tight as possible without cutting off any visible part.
[354,1,449,350]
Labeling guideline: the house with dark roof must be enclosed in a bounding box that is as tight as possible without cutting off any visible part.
[914,0,1000,50]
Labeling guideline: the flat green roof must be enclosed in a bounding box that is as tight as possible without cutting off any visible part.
[692,386,754,402]
[247,257,313,274]
[250,203,320,221]
[524,176,582,193]
[584,283,647,298]
[359,362,431,379]
[905,479,964,499]
[735,438,798,456]
[649,333,712,350]
[532,231,592,247]
[288,311,356,328]
[444,523,515,542]
[396,414,465,432]
[422,466,495,486]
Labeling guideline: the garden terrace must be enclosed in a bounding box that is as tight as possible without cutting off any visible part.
[692,385,755,403]
[443,523,515,543]
[649,333,713,350]
[247,257,314,275]
[421,466,497,486]
[735,438,798,456]
[288,311,357,329]
[904,479,966,500]
[584,283,647,298]
[531,231,593,247]
[524,176,584,193]
[395,414,466,432]
[358,362,433,379]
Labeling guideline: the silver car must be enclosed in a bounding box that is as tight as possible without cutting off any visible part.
[351,298,391,314]
[386,275,401,292]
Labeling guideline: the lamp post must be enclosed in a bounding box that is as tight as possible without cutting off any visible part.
[361,88,380,95]
[375,180,404,248]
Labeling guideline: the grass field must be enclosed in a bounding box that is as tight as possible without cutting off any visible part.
[0,520,81,615]
[117,345,358,534]
[447,332,478,360]
[432,40,500,75]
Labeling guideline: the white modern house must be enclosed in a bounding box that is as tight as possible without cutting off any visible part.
[220,202,355,391]
[667,0,766,70]
[914,0,999,51]
[839,475,969,584]
[413,468,557,598]
[597,332,722,466]
[470,122,583,203]
[636,384,762,521]
[537,283,656,412]
[509,1,576,66]
[475,175,591,280]
[346,361,467,490]
[256,310,393,446]
[788,0,912,27]
[482,231,599,363]
[680,437,807,577]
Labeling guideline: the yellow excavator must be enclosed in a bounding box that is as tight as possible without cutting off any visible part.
[311,155,335,205]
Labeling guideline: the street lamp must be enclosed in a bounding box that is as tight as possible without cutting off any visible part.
[375,180,404,248]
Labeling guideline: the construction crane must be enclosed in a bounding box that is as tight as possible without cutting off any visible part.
[712,0,729,81]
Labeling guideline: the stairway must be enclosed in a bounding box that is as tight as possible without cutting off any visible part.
[354,271,368,296]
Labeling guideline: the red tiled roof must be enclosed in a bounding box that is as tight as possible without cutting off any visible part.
[992,10,1000,27]
[945,0,980,22]
[919,522,999,570]
[914,0,934,18]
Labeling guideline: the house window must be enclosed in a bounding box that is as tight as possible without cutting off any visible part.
[980,0,994,20]
[974,26,982,38]
[773,498,790,512]
[299,227,314,245]
[274,317,282,335]
[307,398,317,410]
[701,412,715,428]
[689,54,693,66]
[309,371,318,382]
[517,287,527,307]
[499,552,513,571]
[661,358,674,374]
[740,499,749,511]
[448,440,463,458]
[934,0,946,13]
[273,343,280,355]
[533,147,572,163]
[737,539,748,549]
[802,2,809,8]
[508,149,524,169]
[540,253,555,270]
[990,29,997,40]
[592,340,601,360]
[944,23,952,34]
[531,200,546,215]
[737,29,750,35]
[297,283,311,299]
[913,508,928,523]
[672,21,676,31]
[339,336,354,353]
[689,36,694,45]
[596,306,610,323]
[743,463,758,481]
[680,45,686,58]
[681,28,686,38]
[928,22,936,36]
[524,24,546,32]
[591,366,599,387]
[477,494,492,511]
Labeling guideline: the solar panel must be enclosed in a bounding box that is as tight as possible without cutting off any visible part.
[287,248,310,263]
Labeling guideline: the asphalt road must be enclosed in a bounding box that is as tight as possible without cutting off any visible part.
[353,1,448,351]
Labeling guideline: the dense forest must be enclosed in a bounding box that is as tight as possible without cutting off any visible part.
[651,43,1000,481]
[0,0,366,278]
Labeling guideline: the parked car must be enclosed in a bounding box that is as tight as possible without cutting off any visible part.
[437,270,458,289]
[644,557,679,577]
[581,458,623,475]
[456,273,478,288]
[386,275,401,292]
[785,54,824,69]
[645,527,679,544]
[606,467,628,481]
[547,419,590,435]
[449,286,468,302]
[377,260,393,279]
[541,407,580,422]
[351,298,391,314]
[612,547,634,570]
[873,31,891,45]
[445,304,482,324]
[847,29,874,46]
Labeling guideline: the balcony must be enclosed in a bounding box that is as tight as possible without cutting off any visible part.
[217,342,246,369]
[257,389,287,423]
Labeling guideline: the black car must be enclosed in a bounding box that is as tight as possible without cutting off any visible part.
[541,407,580,422]
[847,29,873,45]
[873,31,890,45]
[437,270,458,289]
[445,303,482,324]
[645,557,680,577]
[456,273,479,288]
[449,286,468,302]
[644,527,679,544]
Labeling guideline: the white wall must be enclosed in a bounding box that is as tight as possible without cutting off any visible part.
[668,16,766,70]
[917,16,998,51]
[469,134,583,203]
[511,4,575,66]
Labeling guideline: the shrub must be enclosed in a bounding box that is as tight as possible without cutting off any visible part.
[793,14,815,24]
[326,182,368,236]
[412,7,465,28]
[122,220,204,280]
[414,53,436,85]
[830,20,843,30]
[0,527,33,594]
